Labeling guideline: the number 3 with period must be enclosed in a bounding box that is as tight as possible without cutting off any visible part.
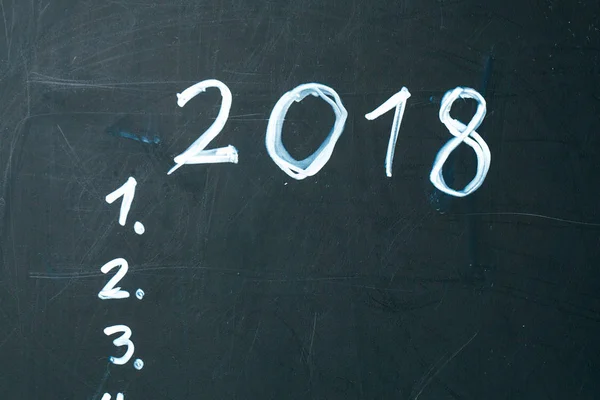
[104,325,136,366]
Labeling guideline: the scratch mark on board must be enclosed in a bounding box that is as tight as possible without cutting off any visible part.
[0,0,11,61]
[308,312,317,363]
[411,330,479,400]
[457,211,600,227]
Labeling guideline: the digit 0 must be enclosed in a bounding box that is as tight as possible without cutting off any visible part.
[265,83,348,180]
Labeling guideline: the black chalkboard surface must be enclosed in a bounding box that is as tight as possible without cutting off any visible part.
[1,1,600,399]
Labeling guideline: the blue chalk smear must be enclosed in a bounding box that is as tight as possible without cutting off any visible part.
[107,128,160,144]
[480,55,493,96]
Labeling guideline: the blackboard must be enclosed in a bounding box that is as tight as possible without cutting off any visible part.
[1,1,600,399]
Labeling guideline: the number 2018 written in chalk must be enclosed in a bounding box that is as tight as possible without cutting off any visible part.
[169,80,490,198]
[94,81,490,399]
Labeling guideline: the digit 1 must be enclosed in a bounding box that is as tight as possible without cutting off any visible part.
[101,394,124,400]
[105,177,137,226]
[365,87,411,177]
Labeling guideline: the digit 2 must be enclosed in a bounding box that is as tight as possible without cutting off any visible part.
[168,79,238,175]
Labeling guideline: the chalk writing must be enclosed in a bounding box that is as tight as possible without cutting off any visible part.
[265,83,348,180]
[133,221,145,235]
[98,181,146,399]
[133,359,144,370]
[105,177,144,234]
[98,258,130,300]
[168,79,238,175]
[101,394,124,400]
[104,325,140,367]
[365,87,411,177]
[430,87,490,197]
[135,288,145,300]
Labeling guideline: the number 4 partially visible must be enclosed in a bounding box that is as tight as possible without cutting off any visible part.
[168,79,238,175]
[101,394,124,400]
[365,87,411,178]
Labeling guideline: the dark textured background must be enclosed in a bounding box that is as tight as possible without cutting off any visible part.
[0,0,599,399]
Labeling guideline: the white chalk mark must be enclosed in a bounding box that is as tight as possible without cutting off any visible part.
[365,87,411,177]
[105,177,137,226]
[135,288,145,300]
[133,358,144,370]
[101,393,124,400]
[430,87,490,197]
[98,258,130,300]
[265,83,348,180]
[168,79,238,175]
[104,325,135,366]
[133,221,145,235]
